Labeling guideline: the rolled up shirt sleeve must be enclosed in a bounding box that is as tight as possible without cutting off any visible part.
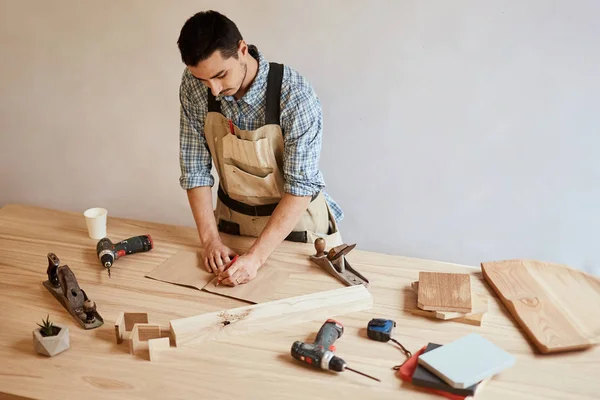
[178,71,214,190]
[280,79,326,197]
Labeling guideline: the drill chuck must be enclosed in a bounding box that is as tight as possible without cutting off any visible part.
[291,319,345,371]
[291,341,347,371]
[99,250,115,268]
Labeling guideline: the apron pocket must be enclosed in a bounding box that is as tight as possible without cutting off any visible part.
[221,135,284,203]
[218,219,240,236]
[222,135,276,172]
[223,164,281,201]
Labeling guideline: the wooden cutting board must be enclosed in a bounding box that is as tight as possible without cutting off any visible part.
[481,259,600,354]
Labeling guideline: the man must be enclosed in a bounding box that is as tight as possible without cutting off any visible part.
[177,10,343,287]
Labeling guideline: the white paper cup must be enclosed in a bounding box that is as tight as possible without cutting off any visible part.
[83,207,107,239]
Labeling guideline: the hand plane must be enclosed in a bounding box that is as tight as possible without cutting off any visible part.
[42,253,104,329]
[309,238,369,287]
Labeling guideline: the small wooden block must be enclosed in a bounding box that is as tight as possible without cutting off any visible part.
[115,312,125,344]
[129,323,161,355]
[124,313,150,331]
[418,272,472,313]
[115,312,149,344]
[148,337,170,361]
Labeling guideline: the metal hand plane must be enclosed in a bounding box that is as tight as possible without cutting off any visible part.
[309,238,370,287]
[43,253,104,329]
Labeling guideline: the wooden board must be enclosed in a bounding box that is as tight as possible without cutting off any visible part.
[436,293,488,320]
[170,285,373,347]
[418,272,472,312]
[481,259,600,354]
[145,250,214,290]
[202,267,290,304]
[411,281,487,320]
[409,282,484,326]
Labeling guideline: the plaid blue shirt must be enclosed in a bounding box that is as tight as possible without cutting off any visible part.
[179,45,343,223]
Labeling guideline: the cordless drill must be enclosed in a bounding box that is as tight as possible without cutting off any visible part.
[290,319,380,382]
[96,235,153,277]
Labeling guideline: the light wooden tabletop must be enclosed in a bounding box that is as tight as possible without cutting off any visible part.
[0,204,598,400]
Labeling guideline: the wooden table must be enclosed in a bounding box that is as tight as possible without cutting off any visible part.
[0,204,598,400]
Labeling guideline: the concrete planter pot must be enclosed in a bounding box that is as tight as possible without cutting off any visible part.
[33,324,70,357]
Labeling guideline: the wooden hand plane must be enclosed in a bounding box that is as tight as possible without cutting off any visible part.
[309,238,370,287]
[42,253,104,329]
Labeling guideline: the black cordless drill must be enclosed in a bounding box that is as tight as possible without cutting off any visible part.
[96,235,153,277]
[291,319,380,382]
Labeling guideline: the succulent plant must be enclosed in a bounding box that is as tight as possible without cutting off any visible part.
[37,314,58,337]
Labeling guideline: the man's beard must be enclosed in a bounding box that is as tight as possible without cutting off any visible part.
[232,60,248,97]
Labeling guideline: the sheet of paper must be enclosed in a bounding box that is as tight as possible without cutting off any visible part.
[145,250,214,290]
[202,267,290,304]
[146,250,291,304]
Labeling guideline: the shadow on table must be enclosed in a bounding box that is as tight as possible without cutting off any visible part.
[13,338,45,359]
[93,324,131,354]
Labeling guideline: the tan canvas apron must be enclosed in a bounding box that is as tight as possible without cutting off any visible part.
[202,62,342,247]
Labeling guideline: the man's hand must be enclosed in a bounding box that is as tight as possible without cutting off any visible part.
[217,252,261,286]
[204,238,237,274]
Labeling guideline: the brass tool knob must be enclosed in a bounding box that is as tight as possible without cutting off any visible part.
[314,238,326,257]
[83,299,96,322]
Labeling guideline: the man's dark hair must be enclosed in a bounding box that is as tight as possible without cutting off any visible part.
[177,10,243,66]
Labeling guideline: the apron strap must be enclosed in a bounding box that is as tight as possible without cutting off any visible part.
[207,90,220,113]
[205,61,283,122]
[218,185,318,217]
[265,62,284,125]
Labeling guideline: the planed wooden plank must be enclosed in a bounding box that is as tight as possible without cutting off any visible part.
[481,259,600,353]
[170,285,373,347]
[418,272,472,313]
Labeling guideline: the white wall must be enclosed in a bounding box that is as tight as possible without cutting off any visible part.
[1,0,598,275]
